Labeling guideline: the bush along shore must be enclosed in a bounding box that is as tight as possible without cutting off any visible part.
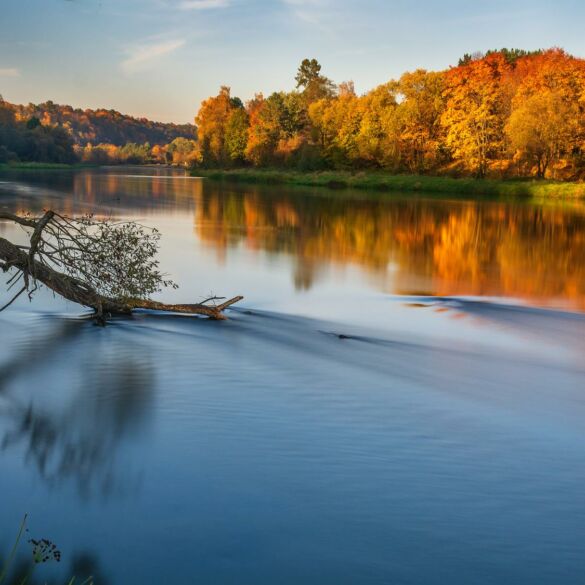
[192,169,585,198]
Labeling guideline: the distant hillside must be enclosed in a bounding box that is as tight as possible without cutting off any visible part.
[9,100,197,146]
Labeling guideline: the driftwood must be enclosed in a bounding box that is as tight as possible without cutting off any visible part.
[0,210,242,321]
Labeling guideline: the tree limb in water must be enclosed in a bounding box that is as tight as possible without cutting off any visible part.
[0,210,243,321]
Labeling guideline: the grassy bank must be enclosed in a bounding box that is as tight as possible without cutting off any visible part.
[0,162,95,171]
[193,169,585,198]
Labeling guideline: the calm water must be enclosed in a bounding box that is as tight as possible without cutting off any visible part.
[0,168,584,584]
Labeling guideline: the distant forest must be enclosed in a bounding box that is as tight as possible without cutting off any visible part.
[0,98,197,165]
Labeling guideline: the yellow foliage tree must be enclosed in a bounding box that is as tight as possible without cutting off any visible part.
[397,69,445,173]
[195,86,243,167]
[506,90,579,178]
[442,54,512,177]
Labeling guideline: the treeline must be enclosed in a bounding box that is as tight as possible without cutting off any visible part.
[194,50,585,180]
[0,103,77,164]
[9,100,196,146]
[78,138,198,166]
[0,97,198,165]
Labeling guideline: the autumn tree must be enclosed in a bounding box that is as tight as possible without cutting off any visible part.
[0,96,16,126]
[309,81,404,170]
[513,49,585,170]
[0,97,17,162]
[195,86,244,167]
[507,90,579,178]
[151,143,167,164]
[166,137,200,167]
[244,94,272,166]
[442,53,512,177]
[397,69,445,173]
[354,82,400,168]
[308,91,362,167]
[245,92,307,166]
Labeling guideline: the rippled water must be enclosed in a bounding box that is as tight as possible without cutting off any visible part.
[0,168,584,584]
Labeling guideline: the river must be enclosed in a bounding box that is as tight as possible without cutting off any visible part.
[0,167,584,584]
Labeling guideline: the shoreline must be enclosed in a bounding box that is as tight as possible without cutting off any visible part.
[192,169,585,198]
[0,162,96,171]
[3,163,585,199]
[0,162,176,171]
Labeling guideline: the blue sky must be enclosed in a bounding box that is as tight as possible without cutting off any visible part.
[1,0,584,123]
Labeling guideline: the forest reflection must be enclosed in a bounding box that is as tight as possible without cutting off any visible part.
[2,169,584,309]
[194,188,585,309]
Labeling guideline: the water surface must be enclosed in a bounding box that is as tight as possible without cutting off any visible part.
[0,168,584,584]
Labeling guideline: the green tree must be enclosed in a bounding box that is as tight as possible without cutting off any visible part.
[295,58,336,103]
[224,108,249,163]
[26,116,41,130]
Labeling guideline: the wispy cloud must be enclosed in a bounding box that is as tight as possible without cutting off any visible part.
[0,68,20,78]
[179,0,230,10]
[446,8,535,26]
[121,38,185,73]
[282,0,334,32]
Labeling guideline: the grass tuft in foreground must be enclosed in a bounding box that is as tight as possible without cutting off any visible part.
[1,515,92,585]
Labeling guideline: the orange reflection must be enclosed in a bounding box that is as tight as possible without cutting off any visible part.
[194,188,585,310]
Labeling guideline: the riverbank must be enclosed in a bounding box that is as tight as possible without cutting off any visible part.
[0,162,96,171]
[193,169,585,198]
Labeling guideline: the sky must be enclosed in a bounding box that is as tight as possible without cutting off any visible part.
[1,0,585,123]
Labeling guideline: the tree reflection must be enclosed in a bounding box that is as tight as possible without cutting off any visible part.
[0,321,154,498]
[193,188,585,308]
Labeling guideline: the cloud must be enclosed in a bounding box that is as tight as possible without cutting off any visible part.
[179,0,229,9]
[447,9,535,25]
[0,68,20,78]
[121,39,185,73]
[282,0,333,31]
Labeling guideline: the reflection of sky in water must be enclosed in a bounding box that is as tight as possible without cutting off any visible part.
[0,169,584,585]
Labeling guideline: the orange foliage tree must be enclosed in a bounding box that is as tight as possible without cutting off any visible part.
[441,53,512,178]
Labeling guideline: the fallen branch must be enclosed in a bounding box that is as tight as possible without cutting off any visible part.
[0,210,243,321]
[131,296,244,319]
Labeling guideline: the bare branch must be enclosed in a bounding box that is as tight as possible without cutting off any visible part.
[200,296,225,305]
[28,210,55,271]
[0,211,37,228]
[7,271,23,291]
[217,296,245,311]
[0,285,27,312]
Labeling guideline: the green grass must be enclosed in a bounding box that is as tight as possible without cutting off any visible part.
[0,162,95,171]
[193,168,585,198]
[0,515,27,584]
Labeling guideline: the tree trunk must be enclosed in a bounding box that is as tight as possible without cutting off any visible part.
[0,236,242,320]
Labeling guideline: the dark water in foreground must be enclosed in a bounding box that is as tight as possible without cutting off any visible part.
[0,168,584,584]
